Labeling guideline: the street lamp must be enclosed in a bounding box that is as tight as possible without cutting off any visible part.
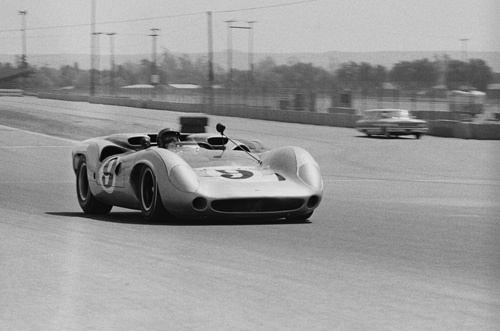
[227,21,255,88]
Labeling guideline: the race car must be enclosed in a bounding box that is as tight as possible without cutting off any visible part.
[355,109,428,138]
[71,124,323,222]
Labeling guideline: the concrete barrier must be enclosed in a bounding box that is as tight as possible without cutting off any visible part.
[34,93,500,140]
[427,120,500,140]
[0,89,23,97]
[38,92,89,102]
[471,123,500,140]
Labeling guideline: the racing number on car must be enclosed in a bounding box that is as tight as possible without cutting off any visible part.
[216,169,254,180]
[99,157,119,193]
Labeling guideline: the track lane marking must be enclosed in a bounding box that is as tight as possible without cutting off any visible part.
[0,124,79,144]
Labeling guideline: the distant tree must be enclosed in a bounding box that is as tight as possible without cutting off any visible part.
[335,62,358,90]
[273,62,331,91]
[390,59,437,90]
[335,62,387,92]
[445,59,493,91]
[59,63,80,87]
[253,57,281,89]
[468,59,493,91]
[29,66,59,89]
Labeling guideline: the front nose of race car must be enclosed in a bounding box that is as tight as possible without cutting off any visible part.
[164,178,322,220]
[157,146,323,220]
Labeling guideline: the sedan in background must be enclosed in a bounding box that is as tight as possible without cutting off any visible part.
[355,109,428,139]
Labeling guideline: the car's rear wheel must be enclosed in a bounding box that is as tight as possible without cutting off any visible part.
[139,166,170,222]
[76,157,112,214]
[414,133,421,139]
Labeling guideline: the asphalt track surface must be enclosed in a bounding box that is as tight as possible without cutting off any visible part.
[1,96,499,330]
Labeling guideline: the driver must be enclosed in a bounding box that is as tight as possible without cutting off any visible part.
[157,128,180,149]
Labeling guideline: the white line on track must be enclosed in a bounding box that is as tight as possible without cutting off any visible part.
[0,124,78,144]
[0,146,74,149]
[323,177,500,186]
[1,180,73,184]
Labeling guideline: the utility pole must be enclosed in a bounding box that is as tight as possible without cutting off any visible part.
[107,33,116,94]
[18,10,27,68]
[19,10,27,91]
[90,0,96,96]
[247,21,256,85]
[225,20,235,89]
[459,38,469,62]
[94,32,103,88]
[459,38,471,89]
[150,28,160,87]
[207,12,214,113]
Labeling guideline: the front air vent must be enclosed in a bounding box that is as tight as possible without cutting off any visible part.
[211,198,304,213]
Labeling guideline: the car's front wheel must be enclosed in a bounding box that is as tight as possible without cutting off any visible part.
[414,133,422,139]
[76,156,112,214]
[139,166,170,222]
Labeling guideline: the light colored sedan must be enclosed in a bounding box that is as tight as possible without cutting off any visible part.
[355,109,428,139]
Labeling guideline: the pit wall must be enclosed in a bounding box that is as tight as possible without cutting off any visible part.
[36,93,500,140]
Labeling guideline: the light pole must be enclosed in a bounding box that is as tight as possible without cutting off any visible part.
[107,33,116,93]
[225,20,235,89]
[18,10,27,68]
[227,21,254,87]
[90,0,96,96]
[150,28,160,87]
[207,12,214,113]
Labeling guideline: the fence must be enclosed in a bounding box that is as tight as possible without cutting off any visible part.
[35,85,499,120]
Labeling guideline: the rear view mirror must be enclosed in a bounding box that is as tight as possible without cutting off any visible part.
[216,123,226,135]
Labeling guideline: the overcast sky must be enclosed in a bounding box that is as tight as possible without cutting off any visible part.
[1,0,499,56]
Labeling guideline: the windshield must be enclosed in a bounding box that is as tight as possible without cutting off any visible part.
[379,110,409,118]
[168,143,259,168]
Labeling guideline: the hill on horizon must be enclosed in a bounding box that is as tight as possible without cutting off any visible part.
[1,50,499,73]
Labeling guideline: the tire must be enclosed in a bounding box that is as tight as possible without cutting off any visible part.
[139,166,170,222]
[414,133,421,139]
[76,157,113,214]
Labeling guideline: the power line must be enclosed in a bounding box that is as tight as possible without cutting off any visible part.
[215,0,319,14]
[0,0,319,33]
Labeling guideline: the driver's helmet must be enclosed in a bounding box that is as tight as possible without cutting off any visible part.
[157,128,180,148]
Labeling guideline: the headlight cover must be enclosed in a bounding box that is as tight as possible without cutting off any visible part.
[298,163,323,190]
[169,164,200,193]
